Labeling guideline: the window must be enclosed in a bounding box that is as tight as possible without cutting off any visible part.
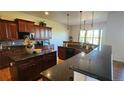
[79,30,86,42]
[79,29,102,45]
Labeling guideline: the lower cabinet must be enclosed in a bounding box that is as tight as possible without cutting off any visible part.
[58,46,81,60]
[16,51,56,81]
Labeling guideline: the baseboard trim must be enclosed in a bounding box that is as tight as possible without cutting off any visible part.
[113,60,124,63]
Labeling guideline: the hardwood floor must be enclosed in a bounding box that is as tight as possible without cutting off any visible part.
[113,61,124,81]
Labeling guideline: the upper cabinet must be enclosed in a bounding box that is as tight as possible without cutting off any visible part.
[34,25,40,40]
[0,20,18,40]
[15,19,34,32]
[7,21,18,40]
[0,20,8,40]
[45,27,52,39]
[0,18,52,40]
[34,25,52,40]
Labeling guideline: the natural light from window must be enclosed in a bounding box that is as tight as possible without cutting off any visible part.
[79,29,102,45]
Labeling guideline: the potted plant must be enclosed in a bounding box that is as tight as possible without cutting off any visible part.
[39,21,46,27]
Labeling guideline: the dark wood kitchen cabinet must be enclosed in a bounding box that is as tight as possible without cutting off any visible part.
[7,22,18,40]
[34,25,40,39]
[15,19,34,32]
[58,46,74,60]
[44,27,52,39]
[0,20,18,40]
[58,46,81,60]
[15,51,57,81]
[0,20,8,40]
[34,25,52,40]
[26,22,34,32]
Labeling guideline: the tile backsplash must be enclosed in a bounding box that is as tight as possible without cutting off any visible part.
[0,39,50,47]
[0,40,24,46]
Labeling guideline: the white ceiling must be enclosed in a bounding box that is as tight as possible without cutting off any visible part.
[22,11,109,26]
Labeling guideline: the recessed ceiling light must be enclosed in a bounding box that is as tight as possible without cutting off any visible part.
[45,11,49,15]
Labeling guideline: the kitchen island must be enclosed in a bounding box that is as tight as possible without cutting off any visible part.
[41,45,113,81]
[0,47,57,81]
[10,50,56,81]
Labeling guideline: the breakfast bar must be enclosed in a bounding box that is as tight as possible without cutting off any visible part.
[41,45,113,81]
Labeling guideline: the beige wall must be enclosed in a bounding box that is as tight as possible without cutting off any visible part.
[0,11,69,50]
[105,12,124,62]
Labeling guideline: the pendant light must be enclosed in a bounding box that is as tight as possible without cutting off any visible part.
[84,20,86,30]
[67,12,72,41]
[83,12,87,43]
[91,11,94,29]
[78,11,83,42]
[67,13,69,30]
[80,11,82,31]
[91,11,94,44]
[83,11,86,30]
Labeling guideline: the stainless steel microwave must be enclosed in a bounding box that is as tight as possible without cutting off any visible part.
[18,32,35,40]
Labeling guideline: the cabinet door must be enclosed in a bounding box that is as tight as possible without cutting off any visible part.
[17,59,40,80]
[42,52,56,69]
[8,23,18,40]
[0,21,8,40]
[16,19,34,32]
[1,21,18,40]
[58,47,67,60]
[44,27,52,39]
[48,27,52,39]
[0,21,2,40]
[18,21,26,32]
[49,28,52,39]
[66,48,75,58]
[26,22,34,32]
[34,25,40,40]
[40,27,45,39]
[0,20,2,40]
[44,27,48,39]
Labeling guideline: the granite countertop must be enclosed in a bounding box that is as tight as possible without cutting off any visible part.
[9,49,55,62]
[0,56,14,69]
[41,45,112,81]
[0,45,25,51]
[0,49,55,69]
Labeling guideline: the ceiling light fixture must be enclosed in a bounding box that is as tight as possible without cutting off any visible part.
[45,11,49,15]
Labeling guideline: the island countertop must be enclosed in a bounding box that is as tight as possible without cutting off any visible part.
[9,49,55,62]
[0,49,55,69]
[41,45,112,81]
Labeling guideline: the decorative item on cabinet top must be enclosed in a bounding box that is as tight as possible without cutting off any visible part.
[39,21,46,27]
